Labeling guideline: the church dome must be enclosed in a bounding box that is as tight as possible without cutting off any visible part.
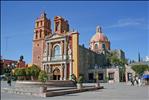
[90,26,109,42]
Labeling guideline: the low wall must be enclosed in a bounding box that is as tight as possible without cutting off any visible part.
[15,80,75,88]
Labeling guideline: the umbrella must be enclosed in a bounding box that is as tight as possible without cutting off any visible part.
[142,75,149,79]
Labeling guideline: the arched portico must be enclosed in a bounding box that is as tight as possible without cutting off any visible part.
[53,67,61,80]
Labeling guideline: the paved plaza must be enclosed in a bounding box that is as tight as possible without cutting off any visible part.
[1,81,149,100]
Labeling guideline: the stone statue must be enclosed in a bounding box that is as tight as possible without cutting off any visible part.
[19,55,24,61]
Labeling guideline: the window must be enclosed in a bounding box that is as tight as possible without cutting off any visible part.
[35,31,38,39]
[94,44,98,49]
[36,22,39,27]
[43,65,45,71]
[54,45,61,57]
[102,44,106,49]
[39,32,42,38]
[55,23,58,31]
[108,73,114,80]
[98,73,104,80]
[46,65,49,73]
[88,73,94,80]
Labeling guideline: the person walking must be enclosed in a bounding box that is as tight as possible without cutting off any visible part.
[7,76,11,86]
[130,77,134,86]
[138,78,141,86]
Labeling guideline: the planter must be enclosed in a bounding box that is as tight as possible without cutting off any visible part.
[40,86,47,93]
[77,83,83,89]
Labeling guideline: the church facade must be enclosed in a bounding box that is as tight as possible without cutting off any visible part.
[32,12,125,82]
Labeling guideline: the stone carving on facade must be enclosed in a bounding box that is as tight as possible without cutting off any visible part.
[68,43,72,59]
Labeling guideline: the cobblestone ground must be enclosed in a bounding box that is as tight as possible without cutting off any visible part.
[1,81,149,100]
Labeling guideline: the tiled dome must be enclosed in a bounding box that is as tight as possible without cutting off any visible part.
[90,26,109,42]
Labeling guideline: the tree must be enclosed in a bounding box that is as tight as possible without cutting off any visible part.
[38,70,48,84]
[25,67,31,80]
[107,52,128,82]
[14,68,26,80]
[107,51,128,67]
[71,74,77,86]
[38,70,48,92]
[25,67,31,76]
[30,64,41,80]
[132,64,149,76]
[77,75,84,84]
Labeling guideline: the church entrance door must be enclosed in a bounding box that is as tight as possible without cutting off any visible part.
[53,68,60,80]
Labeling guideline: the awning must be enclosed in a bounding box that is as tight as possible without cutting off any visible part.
[142,75,149,79]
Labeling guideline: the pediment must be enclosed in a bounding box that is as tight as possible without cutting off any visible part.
[47,33,64,40]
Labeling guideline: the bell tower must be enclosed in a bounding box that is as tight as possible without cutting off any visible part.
[32,12,52,67]
[54,16,69,34]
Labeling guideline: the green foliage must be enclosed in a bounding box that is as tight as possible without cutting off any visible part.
[13,64,41,80]
[25,67,31,76]
[105,76,109,82]
[14,68,26,76]
[95,72,99,81]
[30,64,40,77]
[71,74,77,81]
[132,64,149,75]
[38,70,48,83]
[4,67,12,77]
[77,75,84,84]
[107,52,127,67]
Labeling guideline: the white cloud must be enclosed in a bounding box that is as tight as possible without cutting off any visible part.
[145,56,149,61]
[106,18,147,28]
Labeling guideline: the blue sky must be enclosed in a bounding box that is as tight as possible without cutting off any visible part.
[1,1,149,63]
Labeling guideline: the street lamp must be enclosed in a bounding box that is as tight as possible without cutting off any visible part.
[94,64,100,87]
[94,64,98,82]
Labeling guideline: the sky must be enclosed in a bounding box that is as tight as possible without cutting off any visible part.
[1,1,149,63]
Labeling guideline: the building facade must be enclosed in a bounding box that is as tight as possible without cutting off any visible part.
[32,12,125,82]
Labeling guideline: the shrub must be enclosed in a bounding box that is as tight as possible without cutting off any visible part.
[14,68,26,76]
[38,71,48,84]
[77,75,84,84]
[30,64,40,77]
[25,67,31,76]
[71,74,77,85]
[132,64,149,75]
[14,68,26,80]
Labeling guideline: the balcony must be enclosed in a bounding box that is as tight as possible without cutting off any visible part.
[51,55,65,61]
[43,55,71,62]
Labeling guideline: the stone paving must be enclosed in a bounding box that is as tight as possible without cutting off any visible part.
[1,81,149,100]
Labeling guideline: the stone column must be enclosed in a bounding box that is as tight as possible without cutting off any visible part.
[69,61,72,80]
[46,43,49,61]
[61,41,64,59]
[60,64,64,80]
[64,63,67,80]
[64,38,67,59]
[48,42,52,61]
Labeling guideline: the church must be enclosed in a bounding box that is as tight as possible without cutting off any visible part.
[32,12,125,83]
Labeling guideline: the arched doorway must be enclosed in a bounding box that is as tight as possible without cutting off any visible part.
[53,68,60,80]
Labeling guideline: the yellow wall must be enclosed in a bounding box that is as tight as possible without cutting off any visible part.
[72,32,79,78]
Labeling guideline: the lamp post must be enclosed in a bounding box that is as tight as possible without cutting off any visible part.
[94,64,100,87]
[95,64,98,82]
